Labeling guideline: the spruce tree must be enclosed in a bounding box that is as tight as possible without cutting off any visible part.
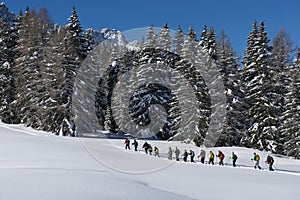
[182,27,197,63]
[187,26,197,41]
[271,29,294,115]
[158,23,172,51]
[0,16,18,123]
[41,26,67,134]
[281,49,300,158]
[145,25,156,48]
[200,25,217,59]
[215,29,246,146]
[67,6,87,60]
[13,7,50,128]
[242,21,258,68]
[241,21,282,153]
[199,25,208,47]
[57,7,87,136]
[140,36,145,50]
[173,25,184,55]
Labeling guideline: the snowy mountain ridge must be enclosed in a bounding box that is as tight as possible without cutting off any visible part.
[86,28,127,45]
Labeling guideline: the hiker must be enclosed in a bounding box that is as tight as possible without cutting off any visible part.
[265,155,274,171]
[189,149,195,162]
[168,147,173,160]
[174,147,180,161]
[132,139,138,151]
[208,151,214,165]
[198,149,205,164]
[183,150,188,162]
[216,150,225,166]
[251,152,262,169]
[230,152,238,167]
[148,144,153,155]
[142,142,149,154]
[154,146,159,157]
[124,138,130,150]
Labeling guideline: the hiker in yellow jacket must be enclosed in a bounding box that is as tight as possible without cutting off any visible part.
[208,151,214,165]
[251,152,262,169]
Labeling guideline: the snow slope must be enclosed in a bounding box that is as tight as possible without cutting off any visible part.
[0,122,299,200]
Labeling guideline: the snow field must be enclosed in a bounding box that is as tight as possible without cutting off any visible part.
[0,122,299,200]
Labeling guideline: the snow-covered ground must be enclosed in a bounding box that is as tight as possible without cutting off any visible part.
[0,122,299,200]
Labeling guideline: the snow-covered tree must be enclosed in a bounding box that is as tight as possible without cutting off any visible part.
[145,25,156,48]
[13,7,52,128]
[0,13,18,123]
[182,27,197,63]
[158,23,171,51]
[281,49,300,158]
[39,26,67,133]
[140,36,145,50]
[82,28,98,54]
[200,25,217,59]
[67,6,87,60]
[187,26,197,41]
[104,107,113,132]
[271,28,295,114]
[241,21,282,153]
[173,25,184,55]
[55,6,88,136]
[242,21,258,69]
[215,29,246,146]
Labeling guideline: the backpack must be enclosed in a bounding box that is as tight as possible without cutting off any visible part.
[233,154,238,160]
[268,156,274,163]
[255,154,260,161]
[219,152,225,159]
[190,151,195,157]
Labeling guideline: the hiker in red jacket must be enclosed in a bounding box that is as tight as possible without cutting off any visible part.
[216,150,225,166]
[124,138,130,150]
[265,155,274,171]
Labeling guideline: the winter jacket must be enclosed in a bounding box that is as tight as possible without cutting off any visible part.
[189,150,195,157]
[174,148,180,157]
[265,156,274,164]
[231,153,238,160]
[199,150,205,158]
[217,151,225,160]
[252,154,260,161]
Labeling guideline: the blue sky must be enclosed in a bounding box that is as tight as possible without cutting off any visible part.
[4,0,300,57]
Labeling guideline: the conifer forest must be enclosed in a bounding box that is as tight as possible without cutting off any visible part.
[0,4,299,158]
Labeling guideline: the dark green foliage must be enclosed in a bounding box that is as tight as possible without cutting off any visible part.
[241,21,284,154]
[173,25,184,55]
[215,29,246,146]
[200,25,217,59]
[95,48,211,142]
[0,16,18,123]
[281,49,300,158]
